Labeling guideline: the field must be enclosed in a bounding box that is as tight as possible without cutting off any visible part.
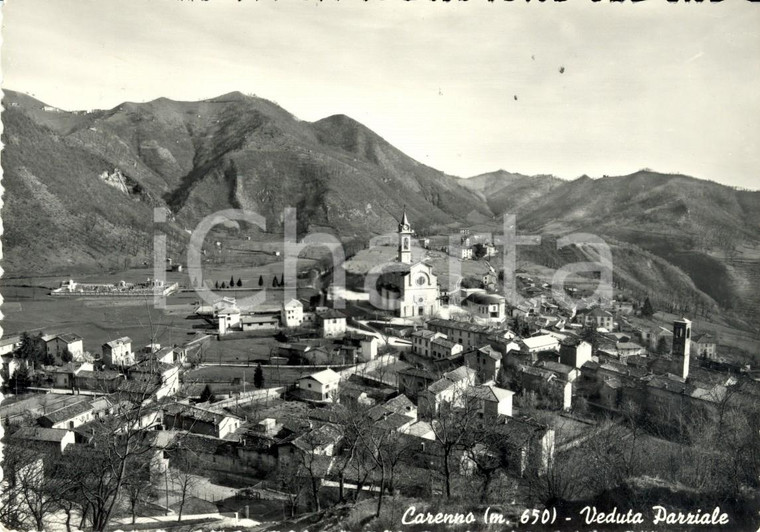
[0,262,317,355]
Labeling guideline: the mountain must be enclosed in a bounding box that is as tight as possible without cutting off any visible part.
[461,169,760,323]
[458,170,564,215]
[3,89,759,329]
[0,90,491,274]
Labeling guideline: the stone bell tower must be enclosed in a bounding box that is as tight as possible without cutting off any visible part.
[672,318,691,380]
[398,208,413,264]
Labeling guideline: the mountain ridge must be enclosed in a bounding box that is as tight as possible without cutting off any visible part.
[2,88,759,326]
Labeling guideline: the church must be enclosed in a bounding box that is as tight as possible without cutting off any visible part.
[373,210,441,319]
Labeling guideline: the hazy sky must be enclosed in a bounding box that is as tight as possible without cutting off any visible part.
[2,0,759,189]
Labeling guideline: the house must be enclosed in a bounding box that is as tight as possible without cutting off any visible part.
[149,346,186,365]
[102,337,134,368]
[692,333,717,360]
[492,416,556,477]
[382,394,417,419]
[464,345,502,384]
[9,427,76,454]
[518,365,573,410]
[465,385,514,421]
[48,362,93,388]
[418,378,460,419]
[45,333,85,361]
[162,403,243,439]
[537,360,579,383]
[615,341,645,359]
[426,318,493,350]
[281,299,304,328]
[398,367,439,401]
[295,368,341,402]
[410,329,446,358]
[218,307,242,335]
[559,340,593,369]
[0,335,21,356]
[430,337,464,360]
[75,369,125,393]
[316,310,347,338]
[582,308,614,330]
[340,333,378,362]
[339,385,376,409]
[128,360,180,400]
[417,366,477,419]
[38,400,95,430]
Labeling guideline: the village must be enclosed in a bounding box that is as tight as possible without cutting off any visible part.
[0,210,758,531]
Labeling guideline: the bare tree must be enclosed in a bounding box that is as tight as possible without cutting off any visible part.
[166,440,201,522]
[58,382,165,531]
[122,452,153,524]
[429,389,484,499]
[2,445,77,531]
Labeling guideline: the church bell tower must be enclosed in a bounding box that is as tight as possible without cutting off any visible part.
[672,318,691,380]
[398,208,413,264]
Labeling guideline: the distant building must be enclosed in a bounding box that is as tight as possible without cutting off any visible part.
[281,299,304,328]
[417,366,477,419]
[44,333,84,361]
[38,401,95,430]
[465,385,514,421]
[429,337,464,360]
[559,340,593,369]
[217,307,242,335]
[295,368,341,402]
[0,335,21,357]
[692,333,717,360]
[128,360,180,400]
[583,308,614,330]
[9,427,76,454]
[316,310,347,338]
[465,345,502,384]
[398,367,438,401]
[241,315,279,331]
[163,403,243,439]
[102,337,134,368]
[426,318,493,350]
[411,329,446,358]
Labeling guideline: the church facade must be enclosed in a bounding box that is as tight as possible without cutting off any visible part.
[373,210,441,319]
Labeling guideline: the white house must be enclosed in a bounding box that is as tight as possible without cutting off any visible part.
[282,299,304,328]
[583,308,614,330]
[38,401,95,430]
[217,307,242,335]
[316,310,347,338]
[410,329,446,358]
[296,368,341,402]
[466,385,514,420]
[45,333,85,361]
[102,337,134,367]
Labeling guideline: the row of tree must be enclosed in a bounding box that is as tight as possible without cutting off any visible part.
[191,274,287,289]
